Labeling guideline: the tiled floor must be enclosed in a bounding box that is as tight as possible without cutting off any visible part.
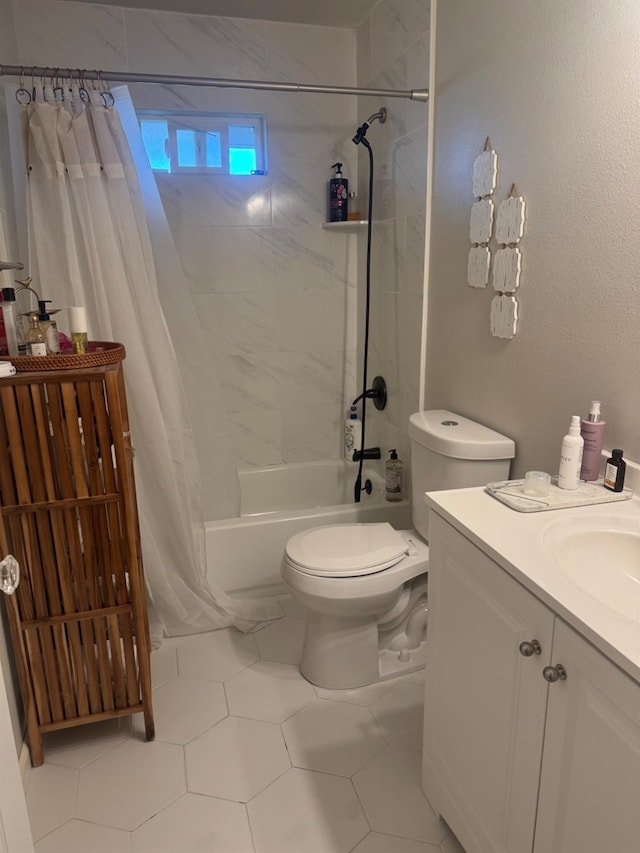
[26,596,465,853]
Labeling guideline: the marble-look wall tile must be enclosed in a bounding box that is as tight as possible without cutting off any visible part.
[228,410,283,467]
[267,92,334,162]
[264,22,355,86]
[125,10,267,79]
[157,174,272,228]
[400,214,426,293]
[405,35,429,134]
[274,351,336,408]
[194,292,277,356]
[387,124,428,219]
[282,405,343,462]
[129,82,205,112]
[217,353,281,413]
[261,226,333,292]
[370,0,430,79]
[397,292,423,371]
[336,348,358,409]
[371,219,405,292]
[14,0,126,69]
[356,17,372,88]
[270,161,328,227]
[277,291,346,352]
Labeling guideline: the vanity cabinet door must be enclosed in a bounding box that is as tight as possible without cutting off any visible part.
[423,514,555,853]
[534,619,640,853]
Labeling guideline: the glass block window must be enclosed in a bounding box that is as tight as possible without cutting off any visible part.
[138,111,267,175]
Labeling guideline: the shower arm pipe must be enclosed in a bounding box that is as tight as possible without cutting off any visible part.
[0,64,428,102]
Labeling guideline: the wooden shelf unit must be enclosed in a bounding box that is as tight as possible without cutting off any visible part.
[0,354,154,765]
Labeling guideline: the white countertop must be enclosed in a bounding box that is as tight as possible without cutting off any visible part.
[426,486,640,683]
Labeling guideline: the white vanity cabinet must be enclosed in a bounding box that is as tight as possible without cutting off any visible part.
[422,511,640,853]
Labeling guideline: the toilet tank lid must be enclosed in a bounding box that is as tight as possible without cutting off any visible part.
[408,410,515,460]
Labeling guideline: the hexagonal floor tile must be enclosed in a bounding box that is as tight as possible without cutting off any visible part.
[353,747,446,845]
[35,819,131,853]
[225,660,316,723]
[282,700,385,776]
[131,793,253,853]
[351,831,441,852]
[133,676,227,744]
[42,716,132,769]
[26,763,77,841]
[177,628,259,682]
[248,767,369,853]
[186,716,289,802]
[74,739,185,831]
[370,681,424,751]
[254,616,306,665]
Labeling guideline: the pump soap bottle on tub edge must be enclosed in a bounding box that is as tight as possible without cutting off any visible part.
[385,449,403,501]
[580,400,605,481]
[344,406,361,462]
[557,415,583,490]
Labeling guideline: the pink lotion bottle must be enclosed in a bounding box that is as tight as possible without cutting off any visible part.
[580,400,606,481]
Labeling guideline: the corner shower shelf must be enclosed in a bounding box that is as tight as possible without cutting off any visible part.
[322,221,368,231]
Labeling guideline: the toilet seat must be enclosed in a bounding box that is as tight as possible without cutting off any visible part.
[284,523,408,578]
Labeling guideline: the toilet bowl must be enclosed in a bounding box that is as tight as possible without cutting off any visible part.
[281,410,515,690]
[282,523,429,689]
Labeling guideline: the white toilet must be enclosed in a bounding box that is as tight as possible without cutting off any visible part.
[281,410,515,689]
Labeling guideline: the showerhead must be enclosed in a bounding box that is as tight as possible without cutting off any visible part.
[352,107,387,145]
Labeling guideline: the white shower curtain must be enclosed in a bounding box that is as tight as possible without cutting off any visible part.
[21,83,281,641]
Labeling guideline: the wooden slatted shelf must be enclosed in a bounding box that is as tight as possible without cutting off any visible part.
[0,348,154,765]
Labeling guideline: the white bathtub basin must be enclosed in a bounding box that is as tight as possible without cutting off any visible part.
[206,459,412,595]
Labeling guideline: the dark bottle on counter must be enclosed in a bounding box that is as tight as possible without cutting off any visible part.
[603,449,626,492]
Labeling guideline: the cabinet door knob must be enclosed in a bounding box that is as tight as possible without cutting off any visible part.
[519,639,542,657]
[543,664,568,683]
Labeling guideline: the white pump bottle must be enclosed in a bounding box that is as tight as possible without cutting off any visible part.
[558,415,584,490]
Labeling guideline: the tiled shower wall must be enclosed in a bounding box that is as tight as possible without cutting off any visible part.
[355,0,429,485]
[12,0,360,511]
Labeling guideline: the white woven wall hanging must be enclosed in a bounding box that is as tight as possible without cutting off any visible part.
[467,138,497,289]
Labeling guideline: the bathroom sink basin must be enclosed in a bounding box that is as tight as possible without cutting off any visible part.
[541,516,640,621]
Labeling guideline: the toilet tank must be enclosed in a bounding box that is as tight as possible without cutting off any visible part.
[408,410,515,540]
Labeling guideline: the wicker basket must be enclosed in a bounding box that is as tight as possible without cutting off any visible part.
[10,341,126,372]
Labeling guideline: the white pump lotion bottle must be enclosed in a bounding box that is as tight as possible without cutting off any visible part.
[558,415,584,490]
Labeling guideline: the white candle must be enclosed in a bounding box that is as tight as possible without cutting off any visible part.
[68,306,87,334]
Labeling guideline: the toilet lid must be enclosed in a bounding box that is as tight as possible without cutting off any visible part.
[285,523,408,577]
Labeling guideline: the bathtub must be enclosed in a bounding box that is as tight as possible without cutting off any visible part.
[205,460,412,596]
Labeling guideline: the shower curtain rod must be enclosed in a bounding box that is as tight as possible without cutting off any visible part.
[0,64,429,102]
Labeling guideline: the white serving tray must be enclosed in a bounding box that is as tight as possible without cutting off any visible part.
[486,477,633,513]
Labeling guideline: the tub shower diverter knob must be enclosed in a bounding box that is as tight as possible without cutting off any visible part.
[543,664,568,683]
[518,639,542,657]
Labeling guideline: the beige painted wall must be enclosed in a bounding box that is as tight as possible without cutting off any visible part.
[426,0,640,478]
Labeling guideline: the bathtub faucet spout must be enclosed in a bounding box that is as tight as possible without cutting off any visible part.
[352,447,381,462]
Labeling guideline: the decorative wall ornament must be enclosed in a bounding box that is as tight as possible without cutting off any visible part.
[467,246,491,289]
[490,182,526,338]
[492,247,521,293]
[490,294,518,339]
[469,199,494,244]
[467,137,497,289]
[495,187,526,245]
[472,140,498,198]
